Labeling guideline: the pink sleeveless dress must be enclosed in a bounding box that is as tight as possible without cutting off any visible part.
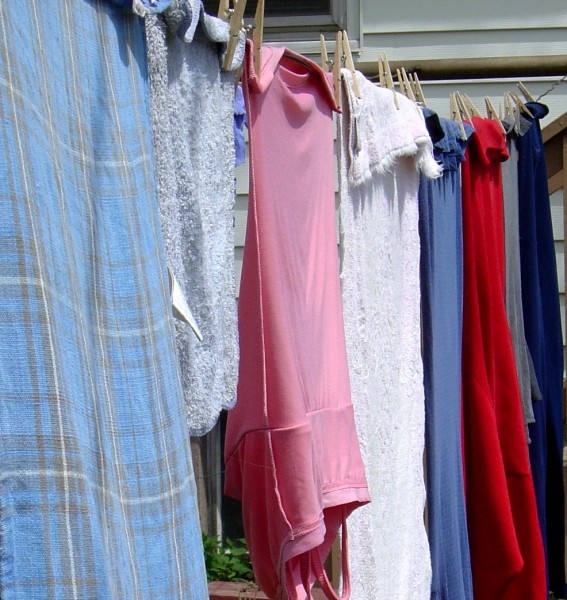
[224,43,370,600]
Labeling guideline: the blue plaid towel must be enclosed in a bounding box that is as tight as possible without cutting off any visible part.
[0,1,207,598]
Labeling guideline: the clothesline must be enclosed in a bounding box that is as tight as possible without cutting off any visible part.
[537,72,567,100]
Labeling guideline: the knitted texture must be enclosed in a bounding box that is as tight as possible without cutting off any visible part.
[338,70,441,600]
[146,3,240,435]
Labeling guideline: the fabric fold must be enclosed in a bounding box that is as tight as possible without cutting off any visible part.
[419,110,475,600]
[224,44,369,600]
[0,2,207,597]
[461,117,546,600]
[146,0,241,436]
[338,70,439,600]
[518,101,566,598]
[501,115,540,439]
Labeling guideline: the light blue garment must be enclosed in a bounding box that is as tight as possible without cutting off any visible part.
[234,84,247,167]
[112,0,173,13]
[419,112,474,600]
[0,2,208,598]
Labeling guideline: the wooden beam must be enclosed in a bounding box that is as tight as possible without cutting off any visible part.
[549,170,564,196]
[356,54,567,81]
[542,113,567,144]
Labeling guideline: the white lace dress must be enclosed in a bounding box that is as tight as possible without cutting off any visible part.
[338,70,441,600]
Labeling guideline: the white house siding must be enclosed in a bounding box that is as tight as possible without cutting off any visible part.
[551,188,566,350]
[357,0,567,72]
[233,0,567,315]
[415,78,566,127]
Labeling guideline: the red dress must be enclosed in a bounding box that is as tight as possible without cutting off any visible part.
[461,117,546,599]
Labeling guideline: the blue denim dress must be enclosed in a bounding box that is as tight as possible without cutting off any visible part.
[419,111,474,600]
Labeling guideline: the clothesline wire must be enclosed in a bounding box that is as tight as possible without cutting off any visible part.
[536,73,567,101]
[364,70,567,103]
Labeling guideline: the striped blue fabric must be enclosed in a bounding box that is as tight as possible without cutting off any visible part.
[0,1,207,598]
[111,0,174,12]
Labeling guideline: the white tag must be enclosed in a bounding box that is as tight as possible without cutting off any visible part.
[168,267,203,342]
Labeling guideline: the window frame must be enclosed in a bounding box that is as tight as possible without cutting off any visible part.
[244,0,361,57]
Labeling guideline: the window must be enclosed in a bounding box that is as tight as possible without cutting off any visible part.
[204,0,332,19]
[202,0,359,44]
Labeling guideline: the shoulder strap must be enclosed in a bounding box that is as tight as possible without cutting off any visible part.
[309,509,351,600]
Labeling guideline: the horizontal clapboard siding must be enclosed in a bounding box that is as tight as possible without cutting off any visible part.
[550,188,565,343]
[234,155,248,298]
[234,150,565,327]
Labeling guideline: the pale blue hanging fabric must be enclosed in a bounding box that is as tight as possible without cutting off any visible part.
[501,115,540,441]
[0,1,208,598]
[234,84,247,167]
[418,112,474,600]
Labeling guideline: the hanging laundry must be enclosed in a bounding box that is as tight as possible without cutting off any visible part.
[0,1,208,598]
[130,0,174,16]
[517,101,566,598]
[224,44,370,600]
[460,117,546,600]
[419,112,475,600]
[337,69,441,600]
[146,0,244,435]
[234,84,247,167]
[501,115,541,439]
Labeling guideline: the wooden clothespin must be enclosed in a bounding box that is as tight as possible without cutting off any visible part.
[218,0,230,19]
[505,91,522,134]
[508,89,535,118]
[484,96,498,119]
[377,51,399,109]
[395,69,406,97]
[517,81,536,103]
[222,0,247,71]
[449,93,456,118]
[484,96,506,134]
[410,72,427,106]
[252,0,264,75]
[449,93,467,139]
[377,55,386,87]
[399,68,416,102]
[454,91,472,122]
[341,31,361,99]
[504,92,513,119]
[320,35,330,73]
[462,93,482,118]
[333,31,343,109]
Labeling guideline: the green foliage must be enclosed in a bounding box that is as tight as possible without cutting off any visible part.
[202,534,254,583]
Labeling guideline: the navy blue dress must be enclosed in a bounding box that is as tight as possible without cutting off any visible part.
[518,101,566,598]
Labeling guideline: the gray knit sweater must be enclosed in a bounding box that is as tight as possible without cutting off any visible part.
[146,1,244,435]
